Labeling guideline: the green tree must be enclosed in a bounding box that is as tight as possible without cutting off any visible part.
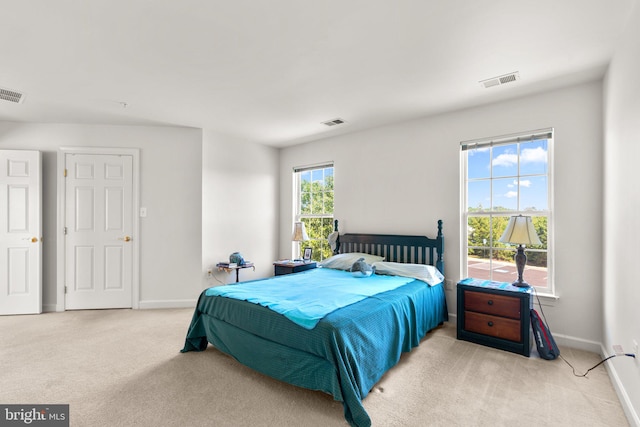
[299,173,334,261]
[467,212,547,267]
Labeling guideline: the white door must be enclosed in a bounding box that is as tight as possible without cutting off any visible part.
[64,154,133,309]
[0,150,42,315]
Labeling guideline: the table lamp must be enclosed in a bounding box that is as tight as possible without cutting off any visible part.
[498,215,542,288]
[292,222,309,260]
[292,222,309,242]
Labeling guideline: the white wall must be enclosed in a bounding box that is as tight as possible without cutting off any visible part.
[604,0,640,424]
[0,122,203,310]
[280,80,604,348]
[201,130,279,286]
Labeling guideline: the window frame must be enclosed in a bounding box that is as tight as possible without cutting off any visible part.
[461,129,555,295]
[293,162,334,262]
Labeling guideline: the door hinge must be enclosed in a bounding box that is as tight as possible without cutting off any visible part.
[63,227,68,235]
[63,169,67,177]
[64,286,68,294]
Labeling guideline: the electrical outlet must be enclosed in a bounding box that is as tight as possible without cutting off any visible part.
[613,344,624,355]
[444,279,453,290]
[206,269,213,277]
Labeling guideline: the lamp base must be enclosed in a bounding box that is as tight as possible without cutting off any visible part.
[512,280,530,288]
[512,244,531,288]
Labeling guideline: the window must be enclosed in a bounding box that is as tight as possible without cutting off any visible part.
[294,163,334,261]
[461,129,553,293]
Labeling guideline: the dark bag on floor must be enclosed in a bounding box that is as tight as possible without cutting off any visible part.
[530,309,560,360]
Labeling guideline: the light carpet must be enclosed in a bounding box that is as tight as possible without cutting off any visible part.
[0,308,629,426]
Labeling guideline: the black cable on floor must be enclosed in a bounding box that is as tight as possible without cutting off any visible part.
[531,287,635,378]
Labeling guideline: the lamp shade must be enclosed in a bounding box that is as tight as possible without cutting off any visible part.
[498,215,542,246]
[292,222,310,242]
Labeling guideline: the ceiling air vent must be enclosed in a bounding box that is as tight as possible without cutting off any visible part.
[0,87,25,104]
[322,118,346,127]
[479,72,520,89]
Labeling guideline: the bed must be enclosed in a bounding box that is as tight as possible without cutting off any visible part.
[181,220,447,427]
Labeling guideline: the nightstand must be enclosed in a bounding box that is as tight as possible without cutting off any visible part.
[457,278,532,357]
[273,261,317,276]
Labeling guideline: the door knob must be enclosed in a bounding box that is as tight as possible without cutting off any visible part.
[118,236,132,242]
[31,237,38,243]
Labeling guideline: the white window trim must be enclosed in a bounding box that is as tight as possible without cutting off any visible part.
[292,162,334,260]
[460,129,555,296]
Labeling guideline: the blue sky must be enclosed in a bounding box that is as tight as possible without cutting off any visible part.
[301,167,333,185]
[467,140,548,211]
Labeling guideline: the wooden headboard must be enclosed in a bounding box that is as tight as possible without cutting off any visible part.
[336,220,444,273]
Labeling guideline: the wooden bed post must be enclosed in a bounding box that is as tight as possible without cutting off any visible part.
[333,219,341,254]
[436,219,444,274]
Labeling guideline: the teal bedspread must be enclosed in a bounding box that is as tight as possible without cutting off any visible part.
[206,268,415,329]
[182,268,448,427]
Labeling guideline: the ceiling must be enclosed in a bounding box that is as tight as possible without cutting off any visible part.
[0,0,635,147]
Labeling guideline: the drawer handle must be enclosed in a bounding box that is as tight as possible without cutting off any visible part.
[487,321,494,327]
[487,300,494,306]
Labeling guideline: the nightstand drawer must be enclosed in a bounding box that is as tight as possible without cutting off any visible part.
[464,290,521,319]
[464,311,521,342]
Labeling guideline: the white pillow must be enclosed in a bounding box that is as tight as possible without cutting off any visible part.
[371,262,444,286]
[320,253,385,270]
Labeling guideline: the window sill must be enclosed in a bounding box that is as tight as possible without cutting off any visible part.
[531,290,559,307]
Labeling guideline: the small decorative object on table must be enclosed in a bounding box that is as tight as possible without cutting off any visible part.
[229,252,246,266]
[303,247,312,262]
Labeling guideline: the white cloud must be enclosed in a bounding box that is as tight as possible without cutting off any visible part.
[469,147,490,155]
[505,191,518,198]
[492,153,517,167]
[521,147,547,164]
[491,147,547,168]
[507,179,531,188]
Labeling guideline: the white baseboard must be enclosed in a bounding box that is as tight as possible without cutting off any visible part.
[601,343,640,427]
[43,300,196,311]
[42,303,65,313]
[138,299,197,309]
[552,332,601,353]
[551,333,640,426]
[42,304,57,313]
